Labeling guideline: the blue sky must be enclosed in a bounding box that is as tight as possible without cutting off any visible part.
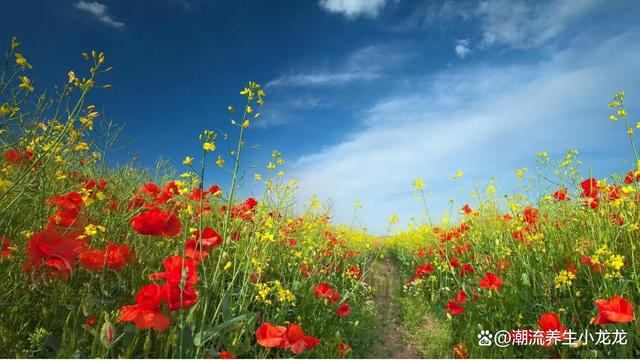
[3,0,640,234]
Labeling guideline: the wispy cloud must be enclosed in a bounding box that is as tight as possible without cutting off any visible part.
[318,0,388,19]
[475,0,605,48]
[73,1,125,29]
[390,0,471,31]
[267,71,379,88]
[257,96,330,129]
[454,39,471,58]
[267,45,411,88]
[394,0,605,50]
[288,31,640,234]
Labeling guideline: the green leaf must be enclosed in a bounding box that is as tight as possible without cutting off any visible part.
[193,314,251,347]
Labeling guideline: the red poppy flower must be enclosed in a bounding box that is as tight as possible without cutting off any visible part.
[523,206,539,225]
[581,178,599,198]
[284,323,320,355]
[1,236,12,258]
[164,283,199,311]
[196,227,223,248]
[118,283,171,331]
[444,300,464,315]
[314,283,340,302]
[256,322,287,348]
[415,263,434,278]
[152,181,180,204]
[462,204,472,215]
[86,316,97,327]
[552,188,569,201]
[140,183,162,198]
[205,185,222,197]
[5,149,33,164]
[151,255,198,287]
[478,272,504,291]
[537,312,567,346]
[461,263,475,274]
[48,192,85,227]
[592,296,635,324]
[186,187,204,201]
[24,225,88,278]
[79,243,134,271]
[336,302,351,317]
[300,263,310,277]
[610,214,624,226]
[338,342,351,358]
[229,197,259,221]
[128,194,147,209]
[218,351,236,359]
[538,312,563,330]
[185,227,223,260]
[453,344,468,359]
[131,208,182,237]
[608,186,623,201]
[455,290,467,304]
[624,171,640,184]
[347,265,361,279]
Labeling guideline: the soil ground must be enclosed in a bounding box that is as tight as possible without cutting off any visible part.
[367,256,421,359]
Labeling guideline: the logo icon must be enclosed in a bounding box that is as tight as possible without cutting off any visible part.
[478,330,493,346]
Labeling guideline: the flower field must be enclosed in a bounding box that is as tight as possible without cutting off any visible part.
[390,103,640,357]
[0,39,380,358]
[1,37,639,359]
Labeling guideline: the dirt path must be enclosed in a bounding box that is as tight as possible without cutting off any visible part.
[368,255,421,359]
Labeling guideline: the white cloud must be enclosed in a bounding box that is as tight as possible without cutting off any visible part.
[73,1,125,29]
[287,31,640,234]
[390,0,471,31]
[454,39,471,58]
[267,71,379,88]
[319,0,388,19]
[267,45,411,88]
[257,96,329,128]
[476,0,604,48]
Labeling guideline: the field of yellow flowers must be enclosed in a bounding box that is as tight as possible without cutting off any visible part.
[389,100,639,357]
[1,37,639,359]
[0,38,383,358]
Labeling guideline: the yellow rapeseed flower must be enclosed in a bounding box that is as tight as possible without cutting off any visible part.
[14,53,32,69]
[515,167,528,179]
[0,103,9,116]
[203,142,216,152]
[18,76,33,92]
[0,178,12,192]
[183,156,193,166]
[75,142,89,151]
[413,178,425,190]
